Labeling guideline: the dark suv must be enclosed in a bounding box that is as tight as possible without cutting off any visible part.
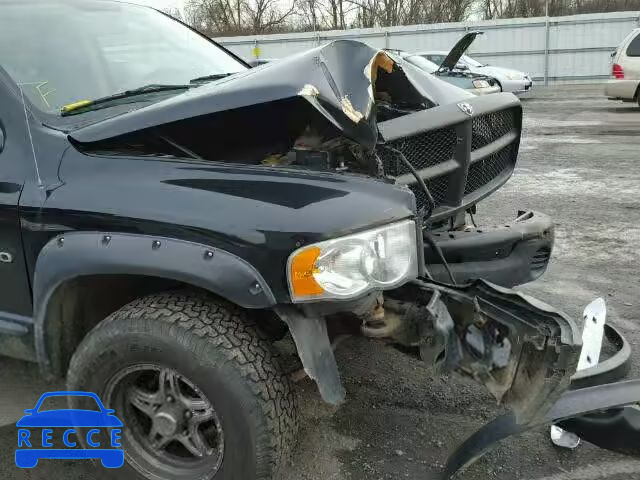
[0,1,637,479]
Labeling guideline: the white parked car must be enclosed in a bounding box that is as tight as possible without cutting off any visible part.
[605,28,640,107]
[418,35,533,95]
[385,35,501,97]
[397,53,501,95]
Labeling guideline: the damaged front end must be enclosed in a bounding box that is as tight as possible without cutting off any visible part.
[282,276,635,479]
[382,279,581,425]
[64,40,637,476]
[282,275,584,423]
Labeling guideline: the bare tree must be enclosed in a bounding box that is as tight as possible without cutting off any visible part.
[483,0,640,19]
[186,0,294,36]
[573,0,640,14]
[245,0,295,33]
[185,0,241,35]
[295,0,357,30]
[344,0,474,27]
[160,6,184,20]
[297,0,320,31]
[185,0,637,35]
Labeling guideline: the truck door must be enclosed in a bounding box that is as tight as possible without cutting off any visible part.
[0,73,35,328]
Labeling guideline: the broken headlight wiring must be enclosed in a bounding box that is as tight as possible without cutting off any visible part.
[377,143,457,285]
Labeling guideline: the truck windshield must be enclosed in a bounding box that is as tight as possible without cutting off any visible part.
[405,55,439,73]
[0,0,246,114]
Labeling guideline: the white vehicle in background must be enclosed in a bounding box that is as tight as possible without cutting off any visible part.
[605,28,640,107]
[399,53,501,95]
[418,34,533,95]
[385,42,501,96]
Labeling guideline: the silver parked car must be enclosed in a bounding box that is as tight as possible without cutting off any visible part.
[605,28,640,107]
[386,50,501,96]
[418,32,533,95]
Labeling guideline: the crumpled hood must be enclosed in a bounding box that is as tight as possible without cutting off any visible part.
[69,40,434,150]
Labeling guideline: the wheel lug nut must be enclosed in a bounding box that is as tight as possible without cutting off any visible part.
[185,411,193,419]
[166,396,174,403]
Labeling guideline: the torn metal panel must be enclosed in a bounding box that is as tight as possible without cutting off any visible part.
[420,291,462,372]
[340,97,364,123]
[387,278,582,425]
[398,288,637,479]
[362,50,395,119]
[276,306,345,406]
[551,296,607,448]
[364,50,395,84]
[297,84,320,98]
[570,324,631,390]
[577,297,607,369]
[363,284,635,479]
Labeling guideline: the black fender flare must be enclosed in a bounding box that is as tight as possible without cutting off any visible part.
[33,232,276,371]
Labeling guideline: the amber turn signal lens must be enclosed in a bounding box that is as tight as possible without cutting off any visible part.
[289,246,324,297]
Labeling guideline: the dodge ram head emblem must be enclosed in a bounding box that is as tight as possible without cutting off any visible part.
[457,102,474,116]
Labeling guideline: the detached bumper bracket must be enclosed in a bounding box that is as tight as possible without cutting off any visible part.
[395,278,635,479]
[276,306,346,406]
[570,324,631,390]
[427,210,554,287]
[444,379,640,480]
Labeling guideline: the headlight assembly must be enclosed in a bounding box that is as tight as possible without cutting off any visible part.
[287,219,418,302]
[473,79,490,89]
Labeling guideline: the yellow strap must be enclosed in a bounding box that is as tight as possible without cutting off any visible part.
[61,100,92,113]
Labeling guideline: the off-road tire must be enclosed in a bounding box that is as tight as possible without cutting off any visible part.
[67,291,298,480]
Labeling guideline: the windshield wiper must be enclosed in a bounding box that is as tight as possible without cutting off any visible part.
[189,73,234,84]
[61,84,191,116]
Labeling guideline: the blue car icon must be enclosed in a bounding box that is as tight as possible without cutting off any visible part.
[15,391,124,468]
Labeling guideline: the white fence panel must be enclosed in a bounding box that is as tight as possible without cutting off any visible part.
[217,11,640,84]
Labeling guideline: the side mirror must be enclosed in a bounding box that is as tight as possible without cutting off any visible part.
[105,409,116,415]
[455,63,469,71]
[610,50,617,58]
[24,409,34,415]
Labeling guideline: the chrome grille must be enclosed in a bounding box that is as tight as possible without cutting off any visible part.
[378,103,520,218]
[382,126,457,177]
[471,108,517,150]
[411,175,450,208]
[465,143,517,195]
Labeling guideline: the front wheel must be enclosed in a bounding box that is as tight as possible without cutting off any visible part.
[67,291,297,480]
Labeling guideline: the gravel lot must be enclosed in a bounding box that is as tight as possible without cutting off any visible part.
[0,85,639,480]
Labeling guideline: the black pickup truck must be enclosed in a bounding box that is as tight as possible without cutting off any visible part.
[0,1,637,479]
